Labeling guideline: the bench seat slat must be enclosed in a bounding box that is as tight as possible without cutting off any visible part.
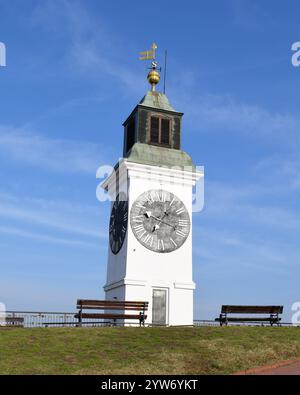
[75,313,147,320]
[216,317,282,322]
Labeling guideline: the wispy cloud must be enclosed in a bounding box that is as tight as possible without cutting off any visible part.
[0,191,107,241]
[23,95,107,130]
[180,94,300,143]
[0,125,106,174]
[0,225,97,248]
[229,0,276,30]
[256,155,300,192]
[203,180,300,231]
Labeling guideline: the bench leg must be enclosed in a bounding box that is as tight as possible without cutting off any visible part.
[79,309,83,327]
[139,312,146,327]
[270,314,278,327]
[219,314,223,327]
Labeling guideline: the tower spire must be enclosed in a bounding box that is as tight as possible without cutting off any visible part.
[139,43,161,92]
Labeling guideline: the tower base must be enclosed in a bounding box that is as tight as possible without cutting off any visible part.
[104,279,195,326]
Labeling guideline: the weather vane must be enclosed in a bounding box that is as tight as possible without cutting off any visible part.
[139,43,162,92]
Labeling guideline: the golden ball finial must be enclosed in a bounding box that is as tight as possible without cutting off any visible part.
[147,69,160,91]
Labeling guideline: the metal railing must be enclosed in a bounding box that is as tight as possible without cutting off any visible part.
[194,320,220,326]
[1,311,109,328]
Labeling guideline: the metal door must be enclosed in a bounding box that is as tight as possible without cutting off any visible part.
[152,289,167,325]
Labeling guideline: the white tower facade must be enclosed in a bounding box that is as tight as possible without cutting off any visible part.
[102,89,203,326]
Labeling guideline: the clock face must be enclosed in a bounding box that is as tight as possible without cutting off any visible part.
[130,189,190,253]
[109,193,128,255]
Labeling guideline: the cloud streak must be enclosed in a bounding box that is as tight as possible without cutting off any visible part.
[0,191,107,241]
[180,94,300,144]
[0,125,106,174]
[0,225,97,248]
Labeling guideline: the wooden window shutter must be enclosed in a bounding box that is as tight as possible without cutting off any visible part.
[150,116,159,143]
[161,119,170,146]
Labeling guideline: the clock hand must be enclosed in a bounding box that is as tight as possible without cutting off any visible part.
[160,211,169,221]
[144,211,152,219]
[150,215,176,230]
[144,212,167,232]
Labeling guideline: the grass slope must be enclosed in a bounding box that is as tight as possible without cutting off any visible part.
[1,326,300,375]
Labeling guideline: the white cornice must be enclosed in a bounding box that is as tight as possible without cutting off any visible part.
[101,159,203,193]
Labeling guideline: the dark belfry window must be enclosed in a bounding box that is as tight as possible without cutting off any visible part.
[161,119,170,145]
[150,116,171,147]
[126,117,135,152]
[150,116,159,143]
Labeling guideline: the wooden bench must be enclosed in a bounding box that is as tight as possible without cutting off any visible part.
[75,300,148,327]
[215,305,283,326]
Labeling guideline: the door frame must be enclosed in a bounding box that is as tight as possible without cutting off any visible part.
[151,287,169,326]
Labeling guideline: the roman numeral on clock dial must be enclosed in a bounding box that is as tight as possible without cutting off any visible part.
[143,234,153,246]
[170,238,177,247]
[134,224,145,234]
[178,219,189,227]
[176,229,186,237]
[158,239,165,251]
[176,207,185,215]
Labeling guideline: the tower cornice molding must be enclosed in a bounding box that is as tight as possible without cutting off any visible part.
[101,158,204,196]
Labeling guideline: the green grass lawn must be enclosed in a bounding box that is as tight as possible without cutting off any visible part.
[1,326,300,375]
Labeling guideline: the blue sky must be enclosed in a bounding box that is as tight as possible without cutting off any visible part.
[0,0,300,321]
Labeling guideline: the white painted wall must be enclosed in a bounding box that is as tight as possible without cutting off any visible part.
[102,160,203,326]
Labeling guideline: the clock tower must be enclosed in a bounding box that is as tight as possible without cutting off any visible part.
[101,45,203,326]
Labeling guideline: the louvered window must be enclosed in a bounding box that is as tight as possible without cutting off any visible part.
[150,116,159,143]
[150,116,171,147]
[161,119,170,145]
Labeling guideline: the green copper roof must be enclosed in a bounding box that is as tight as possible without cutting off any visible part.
[126,143,195,170]
[139,91,176,112]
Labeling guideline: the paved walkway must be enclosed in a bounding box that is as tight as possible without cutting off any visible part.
[254,361,300,375]
[234,359,300,375]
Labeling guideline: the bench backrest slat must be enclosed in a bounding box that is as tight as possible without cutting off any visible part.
[77,299,148,311]
[77,299,148,304]
[221,305,283,314]
[77,299,148,305]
